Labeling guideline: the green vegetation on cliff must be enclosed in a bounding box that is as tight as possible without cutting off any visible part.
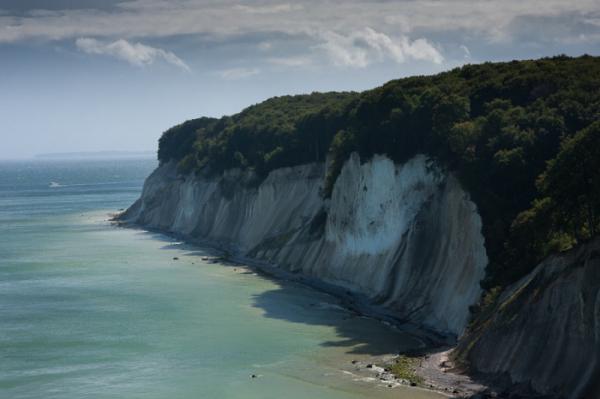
[156,55,600,290]
[159,93,357,176]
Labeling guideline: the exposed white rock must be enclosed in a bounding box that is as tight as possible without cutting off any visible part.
[122,153,488,337]
[326,154,442,256]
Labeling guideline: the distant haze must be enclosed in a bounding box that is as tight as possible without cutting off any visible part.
[35,151,155,160]
[1,0,599,159]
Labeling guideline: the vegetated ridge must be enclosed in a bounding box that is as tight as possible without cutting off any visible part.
[157,55,600,297]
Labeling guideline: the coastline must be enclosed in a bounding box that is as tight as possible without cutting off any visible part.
[111,212,489,398]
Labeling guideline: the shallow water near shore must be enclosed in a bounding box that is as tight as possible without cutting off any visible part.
[0,159,443,399]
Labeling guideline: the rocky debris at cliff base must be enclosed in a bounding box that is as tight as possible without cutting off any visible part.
[200,256,225,264]
[347,356,423,390]
[347,350,544,399]
[414,349,490,398]
[108,212,126,223]
[346,350,494,397]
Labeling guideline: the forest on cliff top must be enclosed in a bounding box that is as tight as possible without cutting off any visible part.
[156,55,600,293]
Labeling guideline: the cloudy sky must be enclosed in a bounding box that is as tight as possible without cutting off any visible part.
[1,0,599,159]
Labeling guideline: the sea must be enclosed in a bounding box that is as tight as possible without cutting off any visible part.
[0,158,442,399]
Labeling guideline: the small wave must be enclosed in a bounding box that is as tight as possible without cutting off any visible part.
[47,180,139,189]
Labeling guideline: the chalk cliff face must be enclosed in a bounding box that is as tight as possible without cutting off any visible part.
[126,152,600,397]
[455,238,600,399]
[122,153,488,337]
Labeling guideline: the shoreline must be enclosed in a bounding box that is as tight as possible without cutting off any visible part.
[111,212,490,398]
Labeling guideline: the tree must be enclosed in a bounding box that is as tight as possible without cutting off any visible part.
[538,121,600,239]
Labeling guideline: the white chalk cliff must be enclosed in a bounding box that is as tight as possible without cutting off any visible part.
[122,149,600,398]
[122,153,488,337]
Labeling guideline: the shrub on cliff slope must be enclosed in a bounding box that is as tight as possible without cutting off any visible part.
[155,55,600,289]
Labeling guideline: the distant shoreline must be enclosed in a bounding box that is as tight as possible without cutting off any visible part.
[34,151,155,160]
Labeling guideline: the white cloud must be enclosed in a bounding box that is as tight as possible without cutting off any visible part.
[0,0,598,73]
[268,56,313,67]
[383,15,412,33]
[316,31,369,67]
[75,37,190,71]
[460,44,471,59]
[316,28,443,68]
[233,3,303,14]
[1,0,598,45]
[258,41,273,51]
[218,67,260,80]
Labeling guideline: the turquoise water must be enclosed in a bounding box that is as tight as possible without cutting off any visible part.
[0,159,442,399]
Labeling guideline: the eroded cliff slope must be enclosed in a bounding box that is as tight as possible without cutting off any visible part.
[122,153,487,337]
[455,238,600,399]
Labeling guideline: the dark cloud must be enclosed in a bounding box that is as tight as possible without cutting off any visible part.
[507,12,600,45]
[0,1,598,79]
[0,0,126,13]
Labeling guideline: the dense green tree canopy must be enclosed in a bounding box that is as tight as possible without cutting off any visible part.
[156,55,600,289]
